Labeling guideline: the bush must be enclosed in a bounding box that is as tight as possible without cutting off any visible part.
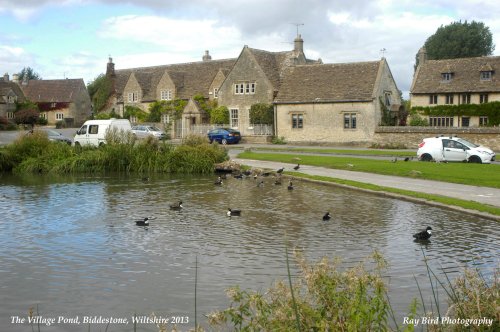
[271,136,287,144]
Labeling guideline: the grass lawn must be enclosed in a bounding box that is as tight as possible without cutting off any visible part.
[245,146,415,157]
[237,151,500,188]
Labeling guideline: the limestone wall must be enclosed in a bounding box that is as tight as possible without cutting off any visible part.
[374,126,500,151]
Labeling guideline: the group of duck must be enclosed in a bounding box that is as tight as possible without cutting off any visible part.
[135,163,434,241]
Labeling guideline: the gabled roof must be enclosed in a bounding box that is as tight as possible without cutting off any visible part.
[21,79,87,103]
[411,56,500,94]
[0,81,26,103]
[114,58,236,101]
[275,60,382,103]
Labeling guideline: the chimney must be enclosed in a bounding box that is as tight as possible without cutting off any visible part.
[106,57,115,77]
[294,34,304,53]
[202,50,212,61]
[12,74,19,84]
[418,47,427,66]
[3,73,9,82]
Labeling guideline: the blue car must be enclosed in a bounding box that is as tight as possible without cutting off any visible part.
[207,128,241,144]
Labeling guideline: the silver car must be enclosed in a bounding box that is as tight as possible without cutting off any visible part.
[131,125,167,140]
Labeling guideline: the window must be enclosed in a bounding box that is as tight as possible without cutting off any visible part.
[129,116,137,123]
[213,88,219,98]
[344,113,357,129]
[56,113,64,120]
[480,71,492,81]
[230,109,239,128]
[479,116,488,126]
[461,117,470,127]
[292,114,303,129]
[7,95,16,103]
[461,93,471,104]
[384,92,391,107]
[480,94,489,104]
[429,116,454,127]
[445,94,454,104]
[128,92,139,102]
[40,113,46,119]
[441,73,452,81]
[429,94,438,105]
[89,125,99,134]
[51,102,57,108]
[234,82,256,95]
[7,111,14,119]
[161,114,170,124]
[160,90,172,100]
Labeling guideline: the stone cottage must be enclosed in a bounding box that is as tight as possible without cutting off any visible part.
[0,74,26,120]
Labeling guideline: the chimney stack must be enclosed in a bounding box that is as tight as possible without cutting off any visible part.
[202,50,212,61]
[106,57,115,77]
[418,47,427,66]
[3,73,9,82]
[294,34,304,53]
[12,74,19,84]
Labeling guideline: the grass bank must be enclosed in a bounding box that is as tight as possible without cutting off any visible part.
[237,151,500,188]
[0,131,227,174]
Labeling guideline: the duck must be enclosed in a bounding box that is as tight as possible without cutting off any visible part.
[293,164,300,170]
[413,226,432,240]
[227,208,241,217]
[214,176,223,185]
[243,170,252,176]
[322,212,331,221]
[170,200,183,210]
[277,167,284,174]
[135,217,152,226]
[287,181,294,190]
[233,173,243,179]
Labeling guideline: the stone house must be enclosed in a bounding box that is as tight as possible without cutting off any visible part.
[217,35,321,136]
[0,74,26,120]
[410,48,500,127]
[274,59,402,144]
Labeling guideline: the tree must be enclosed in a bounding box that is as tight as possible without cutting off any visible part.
[87,74,112,113]
[249,103,274,125]
[210,106,229,124]
[17,67,41,81]
[415,20,495,68]
[15,101,40,128]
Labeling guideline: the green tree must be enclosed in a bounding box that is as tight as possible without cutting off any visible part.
[15,101,40,128]
[17,67,41,81]
[210,106,229,124]
[249,103,274,125]
[415,20,495,68]
[87,74,112,113]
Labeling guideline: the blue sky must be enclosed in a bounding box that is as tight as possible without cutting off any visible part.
[2,0,500,96]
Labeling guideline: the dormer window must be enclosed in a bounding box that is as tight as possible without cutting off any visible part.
[480,71,492,81]
[441,72,453,82]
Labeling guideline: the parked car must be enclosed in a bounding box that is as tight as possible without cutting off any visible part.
[417,136,496,164]
[131,125,167,140]
[207,128,241,144]
[27,129,72,145]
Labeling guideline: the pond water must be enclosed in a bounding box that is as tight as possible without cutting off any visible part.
[0,173,498,331]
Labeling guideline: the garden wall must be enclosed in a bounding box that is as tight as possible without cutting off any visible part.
[374,126,500,151]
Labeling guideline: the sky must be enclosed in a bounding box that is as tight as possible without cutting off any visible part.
[2,0,500,98]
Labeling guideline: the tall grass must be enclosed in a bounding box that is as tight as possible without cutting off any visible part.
[1,130,227,174]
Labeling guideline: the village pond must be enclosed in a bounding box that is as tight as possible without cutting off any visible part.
[0,173,498,331]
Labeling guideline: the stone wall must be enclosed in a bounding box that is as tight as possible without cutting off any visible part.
[374,126,500,151]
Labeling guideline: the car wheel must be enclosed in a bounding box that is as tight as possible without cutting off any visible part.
[74,142,81,147]
[99,142,105,147]
[221,138,228,145]
[420,153,433,162]
[468,156,482,164]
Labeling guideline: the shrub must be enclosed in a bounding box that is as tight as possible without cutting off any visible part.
[271,136,287,144]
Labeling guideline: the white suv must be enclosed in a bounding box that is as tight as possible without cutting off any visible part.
[417,136,496,164]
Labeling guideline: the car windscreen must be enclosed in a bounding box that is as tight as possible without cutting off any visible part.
[457,138,478,148]
[148,126,161,131]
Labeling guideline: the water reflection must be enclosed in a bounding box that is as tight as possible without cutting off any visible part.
[0,173,498,331]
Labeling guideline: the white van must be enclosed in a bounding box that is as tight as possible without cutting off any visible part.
[73,119,132,147]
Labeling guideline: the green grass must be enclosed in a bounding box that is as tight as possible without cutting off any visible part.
[237,151,500,188]
[243,146,415,157]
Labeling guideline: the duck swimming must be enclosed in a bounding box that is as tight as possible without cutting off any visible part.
[170,200,183,210]
[135,217,152,226]
[287,181,294,190]
[413,226,432,240]
[214,176,223,185]
[227,208,241,217]
[322,212,331,221]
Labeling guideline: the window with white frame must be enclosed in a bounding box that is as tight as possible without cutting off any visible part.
[7,112,14,119]
[213,88,219,98]
[480,71,492,81]
[429,116,453,127]
[161,114,170,124]
[480,94,489,104]
[230,109,239,128]
[7,95,16,103]
[441,72,453,81]
[461,93,471,104]
[40,113,46,119]
[234,82,256,95]
[127,91,139,102]
[51,102,57,108]
[291,114,303,129]
[129,116,137,123]
[160,90,172,100]
[479,116,488,126]
[344,113,357,129]
[56,113,64,120]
